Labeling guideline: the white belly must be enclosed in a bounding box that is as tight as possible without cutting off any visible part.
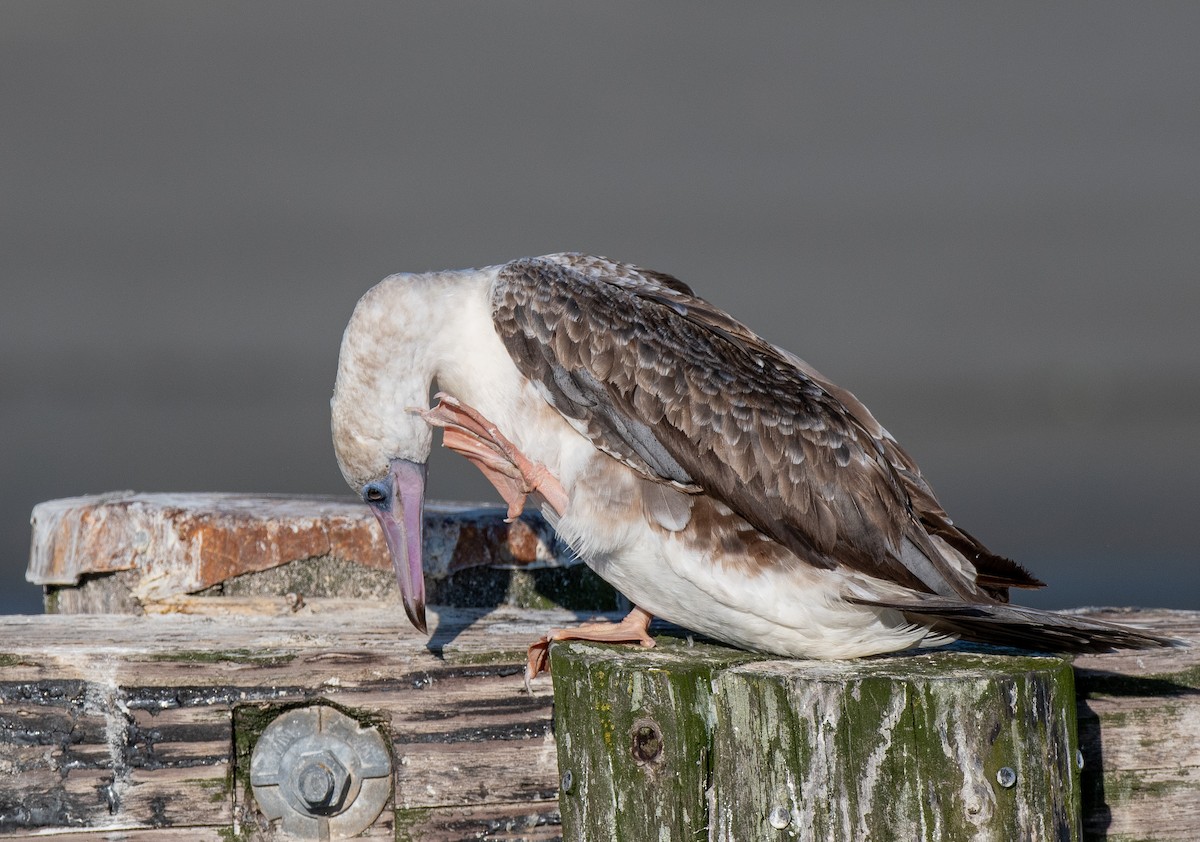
[551,457,940,660]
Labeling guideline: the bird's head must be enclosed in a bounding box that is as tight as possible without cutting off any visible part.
[331,275,442,634]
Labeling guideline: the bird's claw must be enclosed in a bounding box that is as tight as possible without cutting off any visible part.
[522,607,657,692]
[417,393,568,519]
[524,638,552,692]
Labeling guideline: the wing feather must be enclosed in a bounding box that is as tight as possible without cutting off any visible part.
[491,253,1036,600]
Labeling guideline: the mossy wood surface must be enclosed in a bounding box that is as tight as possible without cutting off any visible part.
[1,608,1197,840]
[552,643,1086,842]
[551,641,760,840]
[713,655,1079,841]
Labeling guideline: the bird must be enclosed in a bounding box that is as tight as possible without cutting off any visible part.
[330,253,1175,680]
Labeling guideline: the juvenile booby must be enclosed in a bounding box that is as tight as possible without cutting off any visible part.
[331,253,1173,678]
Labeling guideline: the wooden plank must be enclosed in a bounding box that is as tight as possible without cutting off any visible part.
[27,493,574,606]
[0,606,567,838]
[19,830,231,841]
[1071,608,1200,842]
[0,799,561,842]
[394,800,562,841]
[549,608,1199,842]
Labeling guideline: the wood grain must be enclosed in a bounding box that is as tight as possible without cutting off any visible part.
[1072,608,1200,842]
[552,641,1083,841]
[0,606,566,839]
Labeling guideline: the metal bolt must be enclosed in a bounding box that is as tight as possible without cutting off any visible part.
[560,770,574,794]
[768,805,790,829]
[291,750,351,816]
[297,763,335,808]
[1076,749,1084,770]
[250,705,393,838]
[997,766,1017,788]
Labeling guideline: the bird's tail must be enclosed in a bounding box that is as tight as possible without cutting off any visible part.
[854,596,1182,654]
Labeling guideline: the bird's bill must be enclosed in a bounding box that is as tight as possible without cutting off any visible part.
[371,458,428,634]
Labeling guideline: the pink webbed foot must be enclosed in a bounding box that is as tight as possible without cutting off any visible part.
[524,606,656,690]
[416,392,569,520]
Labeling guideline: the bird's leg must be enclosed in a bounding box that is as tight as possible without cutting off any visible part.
[525,605,656,687]
[416,392,569,521]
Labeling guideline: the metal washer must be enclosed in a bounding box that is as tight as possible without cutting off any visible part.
[250,705,392,839]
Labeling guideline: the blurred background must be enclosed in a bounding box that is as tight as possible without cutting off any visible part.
[3,3,1197,614]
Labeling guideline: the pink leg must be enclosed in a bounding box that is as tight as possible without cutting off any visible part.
[417,392,569,520]
[525,606,656,688]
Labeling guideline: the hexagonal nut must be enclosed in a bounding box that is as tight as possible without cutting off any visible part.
[288,749,353,815]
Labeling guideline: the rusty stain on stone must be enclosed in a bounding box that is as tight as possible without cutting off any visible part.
[27,493,573,604]
[505,519,541,564]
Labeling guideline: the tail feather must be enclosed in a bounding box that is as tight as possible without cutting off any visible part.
[855,596,1182,654]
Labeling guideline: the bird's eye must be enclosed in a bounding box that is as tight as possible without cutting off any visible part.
[363,484,387,504]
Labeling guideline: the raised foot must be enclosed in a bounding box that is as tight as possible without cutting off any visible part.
[525,606,656,690]
[416,392,568,520]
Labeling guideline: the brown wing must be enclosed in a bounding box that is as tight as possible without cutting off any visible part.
[491,254,1036,600]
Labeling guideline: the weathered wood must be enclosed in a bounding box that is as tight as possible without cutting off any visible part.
[552,642,1084,841]
[551,640,761,839]
[11,495,1200,839]
[1,608,1196,839]
[712,654,1079,841]
[27,493,597,614]
[23,831,231,841]
[392,801,562,842]
[549,614,1195,842]
[0,606,564,839]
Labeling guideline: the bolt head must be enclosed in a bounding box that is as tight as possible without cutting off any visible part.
[250,705,392,838]
[560,770,574,794]
[996,766,1017,789]
[768,805,790,829]
[291,750,353,815]
[297,764,335,806]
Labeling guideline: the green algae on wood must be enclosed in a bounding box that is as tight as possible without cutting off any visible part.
[712,653,1080,841]
[550,638,764,841]
[551,642,1082,842]
[138,648,298,666]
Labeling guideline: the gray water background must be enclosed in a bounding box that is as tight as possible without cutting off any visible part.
[3,3,1198,614]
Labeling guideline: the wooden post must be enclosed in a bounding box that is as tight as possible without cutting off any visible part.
[550,641,761,839]
[551,640,1083,841]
